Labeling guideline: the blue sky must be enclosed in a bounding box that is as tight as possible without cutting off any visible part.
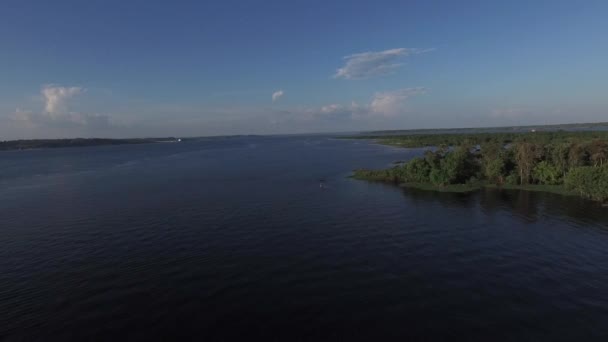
[1,0,607,139]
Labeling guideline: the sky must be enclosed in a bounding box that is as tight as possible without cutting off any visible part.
[1,0,608,139]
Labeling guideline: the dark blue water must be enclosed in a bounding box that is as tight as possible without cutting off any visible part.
[1,136,608,341]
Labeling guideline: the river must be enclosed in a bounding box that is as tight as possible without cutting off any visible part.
[1,135,607,340]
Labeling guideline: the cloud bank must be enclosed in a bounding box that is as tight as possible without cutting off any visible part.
[3,84,426,139]
[272,90,284,102]
[334,48,432,80]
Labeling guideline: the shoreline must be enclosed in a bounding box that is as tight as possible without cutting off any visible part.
[400,182,579,197]
[353,176,585,198]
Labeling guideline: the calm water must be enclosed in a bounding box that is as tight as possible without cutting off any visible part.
[1,136,608,341]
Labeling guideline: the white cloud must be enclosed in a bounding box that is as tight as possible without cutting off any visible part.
[334,48,432,80]
[316,102,367,119]
[42,85,84,115]
[370,87,427,116]
[272,90,284,102]
[10,85,112,131]
[4,84,427,139]
[273,88,426,124]
[320,104,344,114]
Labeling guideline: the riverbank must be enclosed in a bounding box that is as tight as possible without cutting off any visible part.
[353,172,581,197]
[404,182,579,197]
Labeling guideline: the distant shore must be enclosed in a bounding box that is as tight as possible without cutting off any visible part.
[348,121,608,137]
[0,138,181,151]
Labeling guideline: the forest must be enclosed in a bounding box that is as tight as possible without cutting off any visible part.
[352,131,608,203]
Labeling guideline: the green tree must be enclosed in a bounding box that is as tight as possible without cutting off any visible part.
[403,157,431,183]
[484,158,505,184]
[424,150,441,169]
[514,142,539,185]
[481,141,501,161]
[480,141,506,184]
[438,146,477,184]
[532,161,561,185]
[429,168,450,186]
[550,143,570,177]
[588,140,607,166]
[568,143,587,169]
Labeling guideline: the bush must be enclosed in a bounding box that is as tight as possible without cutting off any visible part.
[429,168,450,186]
[403,157,431,183]
[438,147,477,184]
[532,161,562,185]
[484,158,505,184]
[505,172,520,185]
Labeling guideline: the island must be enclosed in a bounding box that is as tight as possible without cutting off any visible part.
[0,137,181,151]
[349,129,608,204]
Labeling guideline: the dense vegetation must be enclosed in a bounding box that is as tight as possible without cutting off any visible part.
[0,138,179,151]
[352,131,608,203]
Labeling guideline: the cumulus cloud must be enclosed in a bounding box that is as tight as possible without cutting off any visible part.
[334,48,432,80]
[272,90,284,102]
[11,85,112,130]
[42,85,84,115]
